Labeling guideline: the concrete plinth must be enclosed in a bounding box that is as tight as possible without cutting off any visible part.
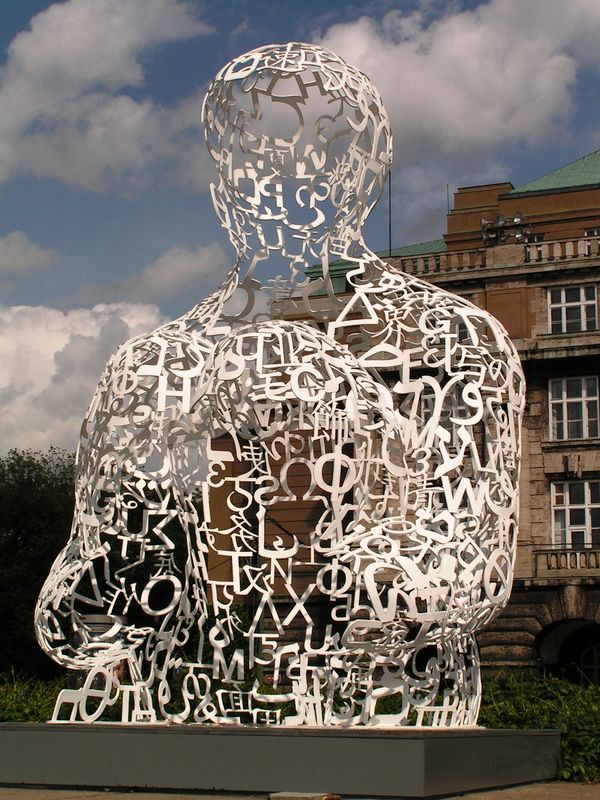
[0,723,560,799]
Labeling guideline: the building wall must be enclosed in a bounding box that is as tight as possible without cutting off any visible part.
[388,185,600,682]
[445,182,600,252]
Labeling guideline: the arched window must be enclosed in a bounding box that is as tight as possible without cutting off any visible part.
[580,643,600,685]
[537,621,600,685]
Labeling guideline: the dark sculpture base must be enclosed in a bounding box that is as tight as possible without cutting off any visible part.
[0,723,560,799]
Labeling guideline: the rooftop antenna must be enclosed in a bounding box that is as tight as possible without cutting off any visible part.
[446,183,450,213]
[388,168,392,257]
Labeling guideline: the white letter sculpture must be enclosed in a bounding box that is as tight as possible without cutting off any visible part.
[36,43,525,727]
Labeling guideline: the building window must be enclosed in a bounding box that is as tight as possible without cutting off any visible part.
[454,299,477,342]
[552,480,600,550]
[548,285,597,333]
[457,321,469,342]
[421,385,469,451]
[549,377,599,440]
[581,643,600,684]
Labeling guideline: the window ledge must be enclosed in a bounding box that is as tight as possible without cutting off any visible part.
[534,547,600,554]
[534,548,600,577]
[541,438,600,452]
[538,330,599,340]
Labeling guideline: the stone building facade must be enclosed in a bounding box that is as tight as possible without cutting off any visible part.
[382,150,600,682]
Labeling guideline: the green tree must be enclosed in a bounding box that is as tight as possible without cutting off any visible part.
[0,447,75,677]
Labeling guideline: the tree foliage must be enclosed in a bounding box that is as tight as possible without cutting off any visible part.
[0,447,75,676]
[0,671,66,721]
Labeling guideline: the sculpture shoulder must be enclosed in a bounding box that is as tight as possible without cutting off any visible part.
[364,267,489,320]
[328,263,523,384]
[88,317,214,394]
[109,315,215,372]
[358,265,519,357]
[77,314,216,451]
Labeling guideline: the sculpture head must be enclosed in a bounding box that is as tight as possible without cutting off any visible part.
[202,43,392,259]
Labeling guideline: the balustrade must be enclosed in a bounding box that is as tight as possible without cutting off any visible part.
[390,236,600,276]
[534,548,600,578]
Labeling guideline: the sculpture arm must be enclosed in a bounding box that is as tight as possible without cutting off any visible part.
[34,333,195,670]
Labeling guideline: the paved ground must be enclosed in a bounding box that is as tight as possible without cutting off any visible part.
[0,783,598,800]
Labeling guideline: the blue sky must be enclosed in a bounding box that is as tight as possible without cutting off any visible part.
[2,0,600,451]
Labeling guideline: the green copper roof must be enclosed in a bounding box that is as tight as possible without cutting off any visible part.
[304,238,446,294]
[388,238,446,257]
[508,149,600,196]
[305,238,446,278]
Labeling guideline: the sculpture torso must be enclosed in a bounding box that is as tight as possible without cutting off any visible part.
[35,42,524,727]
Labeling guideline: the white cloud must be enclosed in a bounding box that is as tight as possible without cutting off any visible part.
[76,241,229,304]
[316,0,600,164]
[5,0,206,93]
[0,302,166,451]
[0,231,53,273]
[384,156,510,243]
[0,0,212,192]
[115,242,229,301]
[315,0,600,244]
